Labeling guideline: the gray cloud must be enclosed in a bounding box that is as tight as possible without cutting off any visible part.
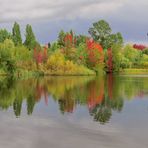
[0,0,125,22]
[0,0,148,44]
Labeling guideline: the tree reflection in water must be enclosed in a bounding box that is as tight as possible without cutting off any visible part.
[0,75,147,124]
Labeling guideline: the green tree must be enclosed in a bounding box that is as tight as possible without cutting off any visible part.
[13,98,23,117]
[111,44,122,72]
[27,94,35,115]
[0,29,12,43]
[24,24,37,50]
[0,39,16,74]
[12,22,22,46]
[75,35,88,47]
[123,44,141,68]
[58,30,65,47]
[109,32,123,47]
[88,20,123,49]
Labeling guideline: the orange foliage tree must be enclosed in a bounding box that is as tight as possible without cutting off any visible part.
[86,39,104,70]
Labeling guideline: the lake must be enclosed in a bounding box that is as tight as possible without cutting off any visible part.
[0,75,148,148]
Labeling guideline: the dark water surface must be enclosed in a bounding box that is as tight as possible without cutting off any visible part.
[0,75,148,148]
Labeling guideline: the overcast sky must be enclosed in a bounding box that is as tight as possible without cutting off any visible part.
[0,0,148,44]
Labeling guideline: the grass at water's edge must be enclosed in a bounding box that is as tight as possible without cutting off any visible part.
[120,69,148,75]
[0,69,97,80]
[3,68,148,78]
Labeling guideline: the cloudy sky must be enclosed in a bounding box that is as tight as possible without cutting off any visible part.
[0,0,148,44]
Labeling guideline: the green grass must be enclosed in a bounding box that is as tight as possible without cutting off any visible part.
[120,68,148,75]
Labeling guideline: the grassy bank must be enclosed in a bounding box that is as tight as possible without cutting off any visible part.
[120,69,148,75]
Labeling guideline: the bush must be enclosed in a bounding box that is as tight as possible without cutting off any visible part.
[0,29,12,43]
[123,44,142,68]
[45,51,95,75]
[142,48,148,55]
[75,43,88,66]
[0,39,16,74]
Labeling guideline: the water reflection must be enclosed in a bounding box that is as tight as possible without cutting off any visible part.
[0,75,148,124]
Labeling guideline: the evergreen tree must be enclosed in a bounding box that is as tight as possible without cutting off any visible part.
[24,24,37,50]
[12,22,22,46]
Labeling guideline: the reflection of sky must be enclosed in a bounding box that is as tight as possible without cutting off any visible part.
[0,0,148,44]
[1,92,148,147]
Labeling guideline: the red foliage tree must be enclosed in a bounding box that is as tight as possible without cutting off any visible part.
[34,45,48,65]
[86,39,104,67]
[133,44,146,51]
[64,33,75,48]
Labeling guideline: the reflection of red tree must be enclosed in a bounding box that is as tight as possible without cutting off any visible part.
[35,81,48,105]
[107,74,113,99]
[137,91,144,99]
[87,78,104,110]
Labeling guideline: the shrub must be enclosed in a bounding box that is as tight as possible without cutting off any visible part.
[0,39,16,74]
[45,51,95,75]
[123,44,142,68]
[133,44,146,51]
[142,48,148,55]
[0,29,12,43]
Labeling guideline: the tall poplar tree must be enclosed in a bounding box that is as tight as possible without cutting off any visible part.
[24,24,37,50]
[12,22,22,46]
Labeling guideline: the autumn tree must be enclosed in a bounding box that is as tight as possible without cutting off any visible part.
[12,22,22,46]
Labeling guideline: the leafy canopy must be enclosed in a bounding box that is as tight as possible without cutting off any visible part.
[0,29,12,43]
[89,20,123,49]
[24,24,37,50]
[12,22,22,46]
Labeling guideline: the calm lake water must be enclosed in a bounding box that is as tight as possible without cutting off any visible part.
[0,75,148,148]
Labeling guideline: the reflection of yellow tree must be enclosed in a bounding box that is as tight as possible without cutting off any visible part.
[58,91,75,113]
[45,76,94,113]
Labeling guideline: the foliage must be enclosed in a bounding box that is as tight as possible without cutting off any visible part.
[45,51,95,75]
[0,29,12,43]
[142,48,148,55]
[75,43,88,65]
[75,35,88,47]
[34,44,48,65]
[24,24,37,50]
[58,30,66,47]
[123,44,142,68]
[0,39,16,74]
[86,39,104,72]
[50,42,60,52]
[133,44,146,51]
[112,44,123,72]
[88,20,123,49]
[12,22,22,46]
